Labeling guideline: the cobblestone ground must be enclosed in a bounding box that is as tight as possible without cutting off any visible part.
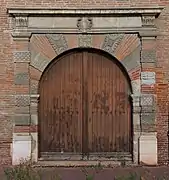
[1,166,169,179]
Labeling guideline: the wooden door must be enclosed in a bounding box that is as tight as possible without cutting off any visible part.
[39,51,83,160]
[87,51,132,160]
[39,49,132,160]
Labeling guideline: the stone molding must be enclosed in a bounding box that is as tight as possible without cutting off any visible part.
[7,7,163,15]
[14,15,28,28]
[30,94,39,104]
[12,32,32,41]
[8,7,163,37]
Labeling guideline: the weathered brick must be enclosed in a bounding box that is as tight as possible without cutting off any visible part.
[0,0,169,166]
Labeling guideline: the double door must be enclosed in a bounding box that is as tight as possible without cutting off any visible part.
[39,49,132,160]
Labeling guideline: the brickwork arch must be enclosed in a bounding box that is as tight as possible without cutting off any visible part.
[30,33,141,95]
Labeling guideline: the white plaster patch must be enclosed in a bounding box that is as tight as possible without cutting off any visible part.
[12,135,31,165]
[140,134,157,165]
[141,71,156,85]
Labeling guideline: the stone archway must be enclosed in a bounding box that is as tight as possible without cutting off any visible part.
[28,33,142,164]
[9,8,160,165]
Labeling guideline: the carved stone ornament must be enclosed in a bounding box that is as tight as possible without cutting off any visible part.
[102,34,124,55]
[77,17,93,33]
[13,14,28,28]
[46,34,68,55]
[78,34,92,47]
[142,15,155,27]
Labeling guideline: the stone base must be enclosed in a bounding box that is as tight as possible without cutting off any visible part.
[140,133,157,165]
[11,133,157,166]
[12,135,32,165]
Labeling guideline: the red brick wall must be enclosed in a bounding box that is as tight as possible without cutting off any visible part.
[156,6,169,165]
[1,0,169,165]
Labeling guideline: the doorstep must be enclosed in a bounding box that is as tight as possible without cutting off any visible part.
[33,160,132,167]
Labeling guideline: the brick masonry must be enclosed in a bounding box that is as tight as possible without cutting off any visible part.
[0,1,169,166]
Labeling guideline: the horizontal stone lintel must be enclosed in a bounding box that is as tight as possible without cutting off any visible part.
[7,7,163,15]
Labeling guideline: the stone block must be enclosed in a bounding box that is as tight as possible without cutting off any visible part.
[141,113,156,132]
[140,134,157,165]
[122,46,140,71]
[141,49,156,63]
[30,80,38,94]
[31,115,38,125]
[102,34,124,55]
[15,107,30,114]
[15,95,30,107]
[78,34,92,47]
[131,79,140,94]
[14,72,29,85]
[12,135,31,165]
[141,71,156,85]
[13,114,30,125]
[31,133,38,162]
[13,51,31,62]
[141,113,155,124]
[140,94,155,106]
[131,94,140,107]
[31,51,49,72]
[46,34,68,55]
[133,134,140,164]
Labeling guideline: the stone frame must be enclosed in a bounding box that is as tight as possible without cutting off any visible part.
[8,7,162,165]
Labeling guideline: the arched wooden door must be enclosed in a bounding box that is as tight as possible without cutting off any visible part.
[39,49,132,160]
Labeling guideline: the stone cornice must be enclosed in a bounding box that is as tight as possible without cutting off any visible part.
[7,7,164,16]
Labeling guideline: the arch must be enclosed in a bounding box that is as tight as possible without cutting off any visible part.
[30,33,141,96]
[38,48,133,161]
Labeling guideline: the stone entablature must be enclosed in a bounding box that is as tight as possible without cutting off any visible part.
[8,7,163,37]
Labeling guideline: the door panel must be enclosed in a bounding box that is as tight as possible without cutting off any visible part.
[87,51,131,154]
[39,51,83,157]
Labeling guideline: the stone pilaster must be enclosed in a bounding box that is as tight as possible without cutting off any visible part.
[30,94,39,162]
[139,28,157,165]
[12,14,32,165]
[12,13,31,127]
[131,94,141,164]
[139,33,157,132]
[13,36,31,127]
